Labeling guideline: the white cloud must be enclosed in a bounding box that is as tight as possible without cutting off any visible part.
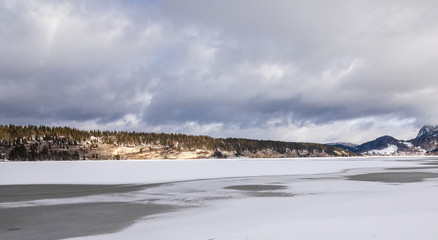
[259,64,286,81]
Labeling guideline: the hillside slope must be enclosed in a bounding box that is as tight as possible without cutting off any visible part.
[0,125,354,161]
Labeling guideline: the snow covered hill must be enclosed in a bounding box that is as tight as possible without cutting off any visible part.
[337,125,438,156]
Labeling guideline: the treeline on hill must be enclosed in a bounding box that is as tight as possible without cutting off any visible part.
[0,124,353,161]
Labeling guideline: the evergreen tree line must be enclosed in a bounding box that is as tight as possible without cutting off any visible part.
[7,143,80,161]
[0,124,353,160]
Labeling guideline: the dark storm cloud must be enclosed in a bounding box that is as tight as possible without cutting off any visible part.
[1,0,438,142]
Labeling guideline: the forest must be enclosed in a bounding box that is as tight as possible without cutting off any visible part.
[0,124,354,161]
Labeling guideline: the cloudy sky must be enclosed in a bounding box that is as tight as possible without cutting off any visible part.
[1,0,438,144]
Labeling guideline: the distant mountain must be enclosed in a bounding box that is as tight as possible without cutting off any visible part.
[354,136,414,155]
[351,125,438,156]
[410,125,438,152]
[416,125,438,138]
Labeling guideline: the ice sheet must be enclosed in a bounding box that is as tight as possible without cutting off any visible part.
[0,157,424,185]
[2,157,438,240]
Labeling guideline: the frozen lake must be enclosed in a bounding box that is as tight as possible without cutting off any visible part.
[1,157,438,239]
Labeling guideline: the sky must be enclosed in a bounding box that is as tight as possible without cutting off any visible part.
[1,0,438,144]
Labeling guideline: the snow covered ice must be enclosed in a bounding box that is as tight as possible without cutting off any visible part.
[1,157,438,240]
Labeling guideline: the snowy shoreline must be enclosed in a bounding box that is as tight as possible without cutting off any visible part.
[0,156,429,185]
